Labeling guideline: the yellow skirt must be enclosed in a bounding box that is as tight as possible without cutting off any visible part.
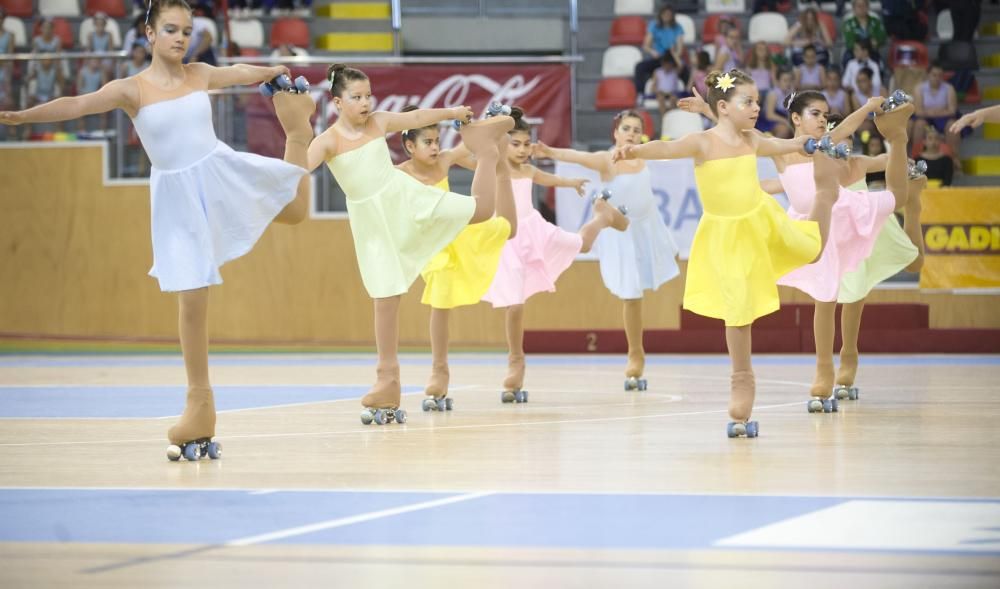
[421,217,511,309]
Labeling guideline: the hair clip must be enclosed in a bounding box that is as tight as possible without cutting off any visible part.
[826,121,836,132]
[714,72,735,93]
[145,2,152,25]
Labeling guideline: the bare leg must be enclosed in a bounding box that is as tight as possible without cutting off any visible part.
[272,92,316,225]
[495,149,518,239]
[168,288,216,445]
[903,175,927,272]
[725,324,755,422]
[810,152,847,257]
[361,296,402,409]
[811,301,837,399]
[875,102,915,210]
[623,298,645,381]
[579,199,629,253]
[461,117,514,223]
[503,304,526,392]
[425,307,450,399]
[838,299,865,388]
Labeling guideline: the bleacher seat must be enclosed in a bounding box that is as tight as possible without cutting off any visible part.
[33,16,74,49]
[230,18,265,49]
[676,13,695,45]
[702,14,741,45]
[194,15,218,47]
[609,16,647,47]
[602,45,643,78]
[816,11,836,40]
[595,78,637,110]
[78,15,122,48]
[936,9,953,41]
[2,14,27,48]
[704,0,745,13]
[613,0,654,15]
[39,0,81,17]
[661,109,704,139]
[748,13,788,44]
[270,17,309,48]
[84,0,125,18]
[889,40,929,70]
[1,0,35,18]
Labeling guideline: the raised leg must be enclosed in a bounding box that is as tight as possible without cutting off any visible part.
[271,92,316,225]
[579,198,629,253]
[810,150,848,256]
[495,147,518,238]
[875,103,915,210]
[462,117,514,224]
[903,175,927,272]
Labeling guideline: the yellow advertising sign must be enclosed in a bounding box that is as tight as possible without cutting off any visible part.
[919,187,1000,289]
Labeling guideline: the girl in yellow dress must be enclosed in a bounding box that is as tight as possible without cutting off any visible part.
[305,64,514,425]
[395,105,517,411]
[614,69,842,437]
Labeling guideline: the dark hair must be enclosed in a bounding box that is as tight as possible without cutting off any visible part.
[400,104,437,155]
[705,69,755,116]
[612,109,645,139]
[696,50,711,70]
[656,3,675,28]
[776,66,794,79]
[826,113,845,128]
[507,106,529,135]
[803,44,817,55]
[145,0,192,28]
[864,132,885,156]
[929,60,944,71]
[784,89,826,124]
[857,66,874,80]
[660,52,677,67]
[328,63,369,98]
[853,37,872,54]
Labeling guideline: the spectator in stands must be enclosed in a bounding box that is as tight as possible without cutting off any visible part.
[0,8,15,55]
[270,42,310,61]
[823,67,850,116]
[889,50,927,100]
[122,14,151,54]
[120,42,149,78]
[185,4,217,66]
[759,67,793,138]
[0,8,14,126]
[32,18,63,54]
[713,25,744,73]
[881,0,929,41]
[654,52,681,119]
[785,7,833,66]
[86,12,118,78]
[843,38,882,96]
[948,0,982,42]
[689,49,710,99]
[864,133,887,189]
[913,62,959,156]
[747,41,776,92]
[22,58,64,138]
[795,44,825,90]
[849,67,885,137]
[77,57,108,131]
[633,3,686,103]
[917,126,953,186]
[841,0,887,67]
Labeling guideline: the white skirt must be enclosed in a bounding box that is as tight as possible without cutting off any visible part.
[148,141,305,292]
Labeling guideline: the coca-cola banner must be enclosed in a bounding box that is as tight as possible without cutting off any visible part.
[247,64,572,162]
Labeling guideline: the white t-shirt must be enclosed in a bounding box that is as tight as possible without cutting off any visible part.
[843,57,882,96]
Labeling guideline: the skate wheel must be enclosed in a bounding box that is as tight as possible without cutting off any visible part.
[166,445,182,461]
[638,379,647,391]
[513,390,525,403]
[830,397,839,412]
[436,398,446,412]
[808,399,824,413]
[849,387,859,400]
[746,421,759,438]
[822,398,834,413]
[275,74,292,89]
[445,397,454,411]
[727,422,746,438]
[834,385,849,400]
[183,443,200,461]
[360,409,374,425]
[373,409,387,425]
[522,390,529,402]
[624,378,637,391]
[501,390,515,403]
[207,441,222,460]
[293,76,309,92]
[258,82,275,97]
[422,398,436,412]
[395,409,408,424]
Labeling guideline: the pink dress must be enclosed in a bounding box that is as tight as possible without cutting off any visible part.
[776,161,896,302]
[482,177,583,307]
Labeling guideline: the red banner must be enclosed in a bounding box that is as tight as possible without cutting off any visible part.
[246,64,572,162]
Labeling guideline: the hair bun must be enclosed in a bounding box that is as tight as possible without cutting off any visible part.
[509,106,524,120]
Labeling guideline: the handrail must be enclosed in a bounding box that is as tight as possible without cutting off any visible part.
[0,52,583,64]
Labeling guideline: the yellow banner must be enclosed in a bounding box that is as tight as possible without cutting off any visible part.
[919,187,1000,289]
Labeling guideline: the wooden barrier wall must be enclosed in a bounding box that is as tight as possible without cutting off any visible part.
[1,144,998,347]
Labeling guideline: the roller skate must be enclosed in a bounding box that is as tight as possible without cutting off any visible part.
[804,134,851,159]
[807,361,839,413]
[166,386,222,461]
[726,371,759,438]
[422,363,453,412]
[834,351,860,401]
[883,89,913,112]
[908,158,928,180]
[360,366,408,425]
[874,96,914,142]
[623,350,647,391]
[457,114,515,155]
[501,353,529,403]
[452,101,512,130]
[593,190,630,231]
[258,74,310,97]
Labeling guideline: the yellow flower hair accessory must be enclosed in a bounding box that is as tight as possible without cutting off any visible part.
[714,72,736,93]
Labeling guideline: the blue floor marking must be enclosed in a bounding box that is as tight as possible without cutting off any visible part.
[0,354,996,369]
[0,385,421,418]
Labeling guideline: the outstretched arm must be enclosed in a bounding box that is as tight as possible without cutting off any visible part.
[440,142,477,171]
[950,104,1000,133]
[0,78,135,124]
[533,141,612,175]
[677,86,717,123]
[829,95,883,143]
[612,132,704,162]
[754,133,810,157]
[193,62,289,90]
[531,165,589,196]
[373,106,472,134]
[306,129,337,172]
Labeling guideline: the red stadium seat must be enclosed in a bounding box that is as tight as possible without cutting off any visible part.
[1,0,35,18]
[816,11,836,41]
[33,16,74,49]
[609,16,647,46]
[84,0,126,18]
[702,14,740,45]
[270,18,309,48]
[595,78,637,110]
[888,40,929,70]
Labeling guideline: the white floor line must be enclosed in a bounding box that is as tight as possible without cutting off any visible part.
[225,491,494,547]
[247,489,278,495]
[0,401,803,448]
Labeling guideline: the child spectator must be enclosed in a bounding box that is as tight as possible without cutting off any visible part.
[843,38,882,96]
[786,7,833,66]
[747,41,775,92]
[760,67,794,138]
[795,44,826,90]
[823,68,850,116]
[654,52,681,118]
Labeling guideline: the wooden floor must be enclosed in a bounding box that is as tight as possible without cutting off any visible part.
[0,352,998,588]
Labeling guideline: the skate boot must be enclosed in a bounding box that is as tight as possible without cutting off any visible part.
[807,360,839,413]
[623,350,647,391]
[834,351,860,401]
[166,386,221,462]
[501,353,529,403]
[593,191,630,231]
[727,370,759,438]
[361,366,407,425]
[422,363,453,412]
